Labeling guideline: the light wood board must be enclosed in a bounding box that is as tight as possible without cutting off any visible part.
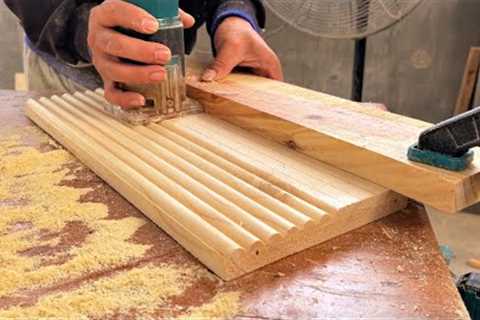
[186,72,480,213]
[25,90,406,280]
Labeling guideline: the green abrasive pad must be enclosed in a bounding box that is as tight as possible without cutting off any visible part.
[407,143,474,172]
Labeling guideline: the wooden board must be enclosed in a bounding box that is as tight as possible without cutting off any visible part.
[186,72,480,213]
[25,90,406,280]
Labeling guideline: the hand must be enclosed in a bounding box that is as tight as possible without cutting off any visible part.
[202,17,283,82]
[88,0,195,108]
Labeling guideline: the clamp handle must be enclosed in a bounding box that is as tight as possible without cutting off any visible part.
[418,106,480,157]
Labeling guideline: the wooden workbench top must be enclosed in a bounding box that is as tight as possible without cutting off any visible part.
[0,90,469,319]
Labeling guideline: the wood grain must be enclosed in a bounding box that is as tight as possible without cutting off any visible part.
[186,72,480,213]
[25,91,406,280]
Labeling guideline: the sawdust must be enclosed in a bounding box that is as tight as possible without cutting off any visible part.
[0,131,242,319]
[180,291,242,320]
[0,133,149,297]
[0,263,191,319]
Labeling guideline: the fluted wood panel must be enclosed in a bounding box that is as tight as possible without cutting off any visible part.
[25,91,406,280]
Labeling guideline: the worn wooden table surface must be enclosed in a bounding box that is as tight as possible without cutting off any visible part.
[0,90,469,319]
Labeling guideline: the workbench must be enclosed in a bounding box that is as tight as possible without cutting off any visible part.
[0,90,470,319]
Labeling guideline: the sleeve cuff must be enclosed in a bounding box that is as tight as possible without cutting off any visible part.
[209,8,261,36]
[208,0,265,37]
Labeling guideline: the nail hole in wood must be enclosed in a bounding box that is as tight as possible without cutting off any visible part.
[286,140,298,150]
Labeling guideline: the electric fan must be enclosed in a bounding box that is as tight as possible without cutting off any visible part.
[263,0,423,101]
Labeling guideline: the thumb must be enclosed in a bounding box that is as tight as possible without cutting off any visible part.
[201,47,241,82]
[180,9,195,28]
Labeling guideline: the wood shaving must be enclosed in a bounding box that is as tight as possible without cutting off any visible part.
[467,258,480,269]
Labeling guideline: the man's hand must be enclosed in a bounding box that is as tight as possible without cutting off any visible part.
[88,0,194,108]
[202,17,283,82]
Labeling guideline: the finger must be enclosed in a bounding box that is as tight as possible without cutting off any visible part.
[94,28,171,64]
[267,57,284,81]
[180,9,195,28]
[257,59,284,81]
[104,80,146,109]
[201,44,243,81]
[95,54,166,84]
[241,53,284,81]
[92,0,159,34]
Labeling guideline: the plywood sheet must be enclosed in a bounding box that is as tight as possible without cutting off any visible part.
[25,91,406,280]
[187,72,480,213]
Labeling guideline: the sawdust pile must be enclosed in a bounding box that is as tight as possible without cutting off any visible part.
[0,263,189,318]
[0,127,239,319]
[181,291,241,319]
[0,132,149,298]
[0,130,241,319]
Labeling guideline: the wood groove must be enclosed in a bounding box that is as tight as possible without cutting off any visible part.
[50,95,263,249]
[75,93,282,242]
[80,92,315,228]
[86,90,331,221]
[42,97,248,252]
[154,124,328,221]
[175,115,382,197]
[27,99,245,267]
[26,92,407,280]
[162,119,351,209]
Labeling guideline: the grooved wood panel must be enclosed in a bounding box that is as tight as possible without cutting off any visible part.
[25,90,406,280]
[186,72,480,213]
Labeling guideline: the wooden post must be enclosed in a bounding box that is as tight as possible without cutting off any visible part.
[454,47,480,115]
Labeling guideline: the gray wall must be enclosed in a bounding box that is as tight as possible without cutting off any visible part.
[2,1,480,122]
[0,2,23,89]
[364,0,480,122]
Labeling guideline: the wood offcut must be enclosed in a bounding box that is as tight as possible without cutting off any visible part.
[455,47,480,115]
[25,90,406,280]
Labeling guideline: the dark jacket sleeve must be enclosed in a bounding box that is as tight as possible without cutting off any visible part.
[5,0,265,62]
[206,0,265,37]
[181,0,265,55]
[4,0,98,63]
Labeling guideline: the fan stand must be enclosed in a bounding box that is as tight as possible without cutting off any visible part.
[352,37,367,102]
[351,0,370,102]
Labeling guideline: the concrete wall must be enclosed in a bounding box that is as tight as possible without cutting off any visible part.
[0,2,23,89]
[2,1,480,122]
[364,1,480,122]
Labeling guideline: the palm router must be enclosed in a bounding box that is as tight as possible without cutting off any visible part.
[103,0,202,125]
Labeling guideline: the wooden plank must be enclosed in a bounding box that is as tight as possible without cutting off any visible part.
[186,72,480,213]
[25,91,406,280]
[454,47,480,115]
[474,65,480,107]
